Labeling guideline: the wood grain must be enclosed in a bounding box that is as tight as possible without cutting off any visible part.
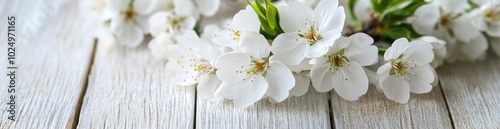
[438,56,500,128]
[0,0,95,128]
[76,42,196,128]
[196,87,331,129]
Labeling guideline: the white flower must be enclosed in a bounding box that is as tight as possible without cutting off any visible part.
[108,0,154,47]
[153,0,221,17]
[212,6,260,51]
[416,36,447,68]
[148,11,196,37]
[410,1,480,43]
[215,32,294,108]
[310,33,377,101]
[166,31,224,100]
[377,38,435,104]
[471,2,500,37]
[271,0,345,65]
[457,34,489,61]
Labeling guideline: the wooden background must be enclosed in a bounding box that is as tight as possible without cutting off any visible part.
[1,0,499,128]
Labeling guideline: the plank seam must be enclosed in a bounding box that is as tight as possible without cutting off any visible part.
[328,92,334,129]
[193,87,197,129]
[438,74,456,129]
[71,39,97,129]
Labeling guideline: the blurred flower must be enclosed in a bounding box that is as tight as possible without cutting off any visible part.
[108,0,154,47]
[470,2,500,37]
[416,36,447,68]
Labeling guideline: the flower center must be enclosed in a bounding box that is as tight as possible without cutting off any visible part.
[193,59,213,74]
[327,49,349,72]
[232,30,241,41]
[167,15,185,31]
[439,14,453,28]
[389,59,408,76]
[299,27,322,46]
[247,59,268,75]
[484,9,500,23]
[124,8,135,21]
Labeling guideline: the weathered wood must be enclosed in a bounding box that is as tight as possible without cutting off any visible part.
[331,86,452,129]
[438,56,500,128]
[0,0,95,128]
[196,87,331,129]
[76,41,196,128]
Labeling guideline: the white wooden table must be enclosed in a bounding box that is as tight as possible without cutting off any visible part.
[1,0,499,128]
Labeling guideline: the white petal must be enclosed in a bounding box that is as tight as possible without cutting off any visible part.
[332,62,369,101]
[148,11,170,37]
[201,24,221,40]
[376,63,391,87]
[133,0,155,15]
[270,33,308,65]
[288,58,313,72]
[404,40,434,66]
[106,0,128,11]
[239,32,270,59]
[384,38,409,60]
[265,61,295,102]
[347,46,378,66]
[212,30,239,48]
[381,76,410,104]
[315,4,345,40]
[486,24,500,37]
[114,21,144,47]
[460,34,488,60]
[223,75,268,108]
[290,74,310,97]
[174,0,199,18]
[407,66,434,94]
[411,4,439,35]
[196,0,220,16]
[197,39,222,62]
[306,43,329,58]
[148,32,175,60]
[353,0,372,22]
[453,15,481,42]
[363,67,377,85]
[215,53,252,82]
[278,2,313,33]
[233,6,261,32]
[436,0,469,13]
[198,74,223,99]
[135,15,150,33]
[349,33,374,48]
[310,64,334,92]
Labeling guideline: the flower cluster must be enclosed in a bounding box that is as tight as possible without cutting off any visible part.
[80,0,500,108]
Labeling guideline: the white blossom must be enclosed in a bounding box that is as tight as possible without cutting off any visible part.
[215,32,294,108]
[108,0,154,47]
[377,38,435,103]
[310,33,377,101]
[416,36,447,68]
[212,6,260,51]
[470,2,500,37]
[271,0,345,65]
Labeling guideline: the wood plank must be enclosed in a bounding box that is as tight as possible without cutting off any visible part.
[331,58,452,128]
[196,87,331,129]
[77,41,196,128]
[438,56,500,128]
[0,0,95,128]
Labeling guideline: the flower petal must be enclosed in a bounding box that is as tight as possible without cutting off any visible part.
[265,61,295,102]
[114,21,144,47]
[452,15,481,42]
[311,64,334,92]
[384,38,409,60]
[404,40,434,66]
[240,32,270,59]
[215,53,252,83]
[332,62,369,101]
[278,2,313,33]
[133,0,155,15]
[411,4,439,35]
[213,30,239,49]
[460,34,488,60]
[223,75,268,108]
[290,74,310,97]
[148,32,175,60]
[347,46,378,66]
[198,74,223,99]
[271,33,308,65]
[195,0,220,16]
[148,11,170,37]
[382,76,410,104]
[306,43,329,58]
[233,6,261,32]
[314,3,344,40]
[407,66,434,94]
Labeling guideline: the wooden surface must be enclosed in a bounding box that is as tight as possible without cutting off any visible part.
[1,0,500,129]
